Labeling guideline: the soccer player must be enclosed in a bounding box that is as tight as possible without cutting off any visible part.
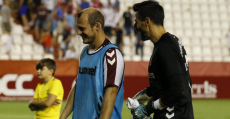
[130,1,194,119]
[60,7,124,119]
[28,58,64,119]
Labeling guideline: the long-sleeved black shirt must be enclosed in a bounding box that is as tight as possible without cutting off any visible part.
[147,32,194,119]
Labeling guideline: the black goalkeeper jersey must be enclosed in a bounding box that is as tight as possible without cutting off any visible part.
[147,32,194,119]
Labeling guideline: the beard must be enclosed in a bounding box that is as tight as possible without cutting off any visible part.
[135,25,149,41]
[139,30,149,41]
[81,31,96,44]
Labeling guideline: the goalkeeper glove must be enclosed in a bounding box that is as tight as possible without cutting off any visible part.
[132,105,149,119]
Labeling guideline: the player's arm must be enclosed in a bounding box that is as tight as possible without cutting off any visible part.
[132,88,151,104]
[28,85,43,111]
[29,94,60,108]
[100,48,124,119]
[100,86,118,119]
[133,43,186,118]
[127,88,152,119]
[141,74,184,116]
[144,43,186,114]
[132,95,165,119]
[158,43,187,108]
[29,98,39,111]
[29,80,63,108]
[127,87,151,109]
[60,84,76,119]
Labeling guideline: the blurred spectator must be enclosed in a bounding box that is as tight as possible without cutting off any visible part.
[34,3,48,42]
[57,0,68,14]
[59,21,71,60]
[45,11,53,35]
[65,0,71,3]
[41,29,54,53]
[226,27,230,52]
[66,7,75,35]
[101,2,114,39]
[29,0,42,27]
[66,0,74,11]
[5,34,13,56]
[123,7,133,40]
[19,0,30,30]
[74,5,82,17]
[63,0,75,14]
[115,23,123,54]
[44,10,56,54]
[57,0,65,6]
[103,0,110,8]
[111,6,120,29]
[80,0,90,10]
[1,0,13,57]
[135,31,143,58]
[42,0,56,11]
[75,0,82,5]
[91,0,102,9]
[52,11,58,36]
[113,0,119,11]
[1,0,12,34]
[8,0,18,19]
[0,0,3,12]
[54,4,65,36]
[97,3,103,11]
[63,44,78,60]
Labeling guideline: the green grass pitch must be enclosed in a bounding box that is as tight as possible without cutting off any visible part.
[0,100,230,119]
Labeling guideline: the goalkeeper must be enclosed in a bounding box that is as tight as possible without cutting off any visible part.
[127,1,194,119]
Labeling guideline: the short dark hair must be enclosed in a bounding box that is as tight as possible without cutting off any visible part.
[133,1,164,26]
[77,10,105,28]
[36,58,57,75]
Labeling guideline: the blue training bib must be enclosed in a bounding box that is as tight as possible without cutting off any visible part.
[72,44,124,119]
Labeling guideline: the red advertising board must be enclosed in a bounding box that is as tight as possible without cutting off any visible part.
[0,60,78,100]
[0,61,230,100]
[124,76,229,99]
[0,74,76,100]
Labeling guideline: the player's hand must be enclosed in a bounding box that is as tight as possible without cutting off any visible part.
[53,99,62,105]
[28,99,35,107]
[132,105,149,119]
[29,106,36,111]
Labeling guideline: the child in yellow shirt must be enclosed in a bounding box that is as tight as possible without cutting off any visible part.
[29,58,64,119]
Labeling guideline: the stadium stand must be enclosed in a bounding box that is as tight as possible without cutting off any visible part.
[0,0,229,61]
[109,0,230,62]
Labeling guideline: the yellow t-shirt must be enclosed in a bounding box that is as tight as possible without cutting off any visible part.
[33,77,64,119]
